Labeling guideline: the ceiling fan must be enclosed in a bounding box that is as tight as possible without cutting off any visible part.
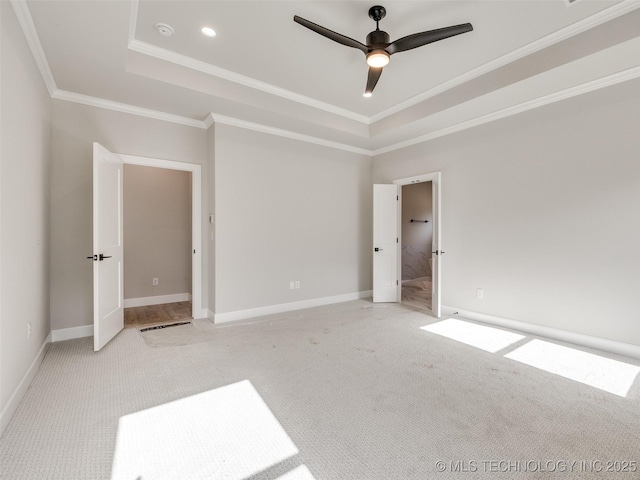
[294,5,473,97]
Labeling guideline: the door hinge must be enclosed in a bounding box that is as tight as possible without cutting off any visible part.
[396,195,399,200]
[396,238,398,243]
[396,280,398,285]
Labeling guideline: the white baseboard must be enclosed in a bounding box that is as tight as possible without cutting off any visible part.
[51,324,94,342]
[0,332,52,437]
[124,293,192,308]
[214,290,373,324]
[441,305,640,360]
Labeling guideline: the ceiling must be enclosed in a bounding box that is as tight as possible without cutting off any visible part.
[18,0,640,154]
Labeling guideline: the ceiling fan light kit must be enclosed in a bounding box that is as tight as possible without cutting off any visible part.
[294,5,473,96]
[366,50,390,68]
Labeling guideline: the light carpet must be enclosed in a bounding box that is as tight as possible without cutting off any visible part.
[1,299,639,479]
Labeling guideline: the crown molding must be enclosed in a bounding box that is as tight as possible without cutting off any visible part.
[128,0,139,45]
[369,0,640,124]
[52,90,207,129]
[211,114,373,156]
[128,39,370,125]
[9,0,57,96]
[373,64,640,156]
[12,0,640,159]
[127,0,640,127]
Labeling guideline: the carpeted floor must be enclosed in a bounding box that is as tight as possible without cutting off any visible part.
[1,299,639,479]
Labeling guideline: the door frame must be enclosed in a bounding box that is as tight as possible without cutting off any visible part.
[118,154,204,318]
[393,171,442,316]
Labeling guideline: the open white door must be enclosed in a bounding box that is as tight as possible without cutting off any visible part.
[92,142,124,351]
[431,173,442,317]
[373,184,399,302]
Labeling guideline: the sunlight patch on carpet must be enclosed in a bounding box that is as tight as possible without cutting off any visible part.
[420,319,525,353]
[111,380,313,479]
[505,339,640,397]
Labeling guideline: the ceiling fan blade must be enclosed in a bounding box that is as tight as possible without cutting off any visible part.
[386,23,473,55]
[365,67,383,95]
[294,15,368,54]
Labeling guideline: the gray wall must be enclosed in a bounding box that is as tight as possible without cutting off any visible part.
[50,100,208,329]
[1,3,51,421]
[374,79,640,346]
[213,124,372,314]
[123,165,191,300]
[401,182,433,281]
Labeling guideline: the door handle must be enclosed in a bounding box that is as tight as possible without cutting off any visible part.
[432,250,445,255]
[375,247,383,252]
[87,254,112,261]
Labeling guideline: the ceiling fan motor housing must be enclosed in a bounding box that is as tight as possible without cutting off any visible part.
[366,30,390,49]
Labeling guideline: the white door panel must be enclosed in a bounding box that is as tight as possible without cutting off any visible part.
[373,184,399,302]
[93,142,124,351]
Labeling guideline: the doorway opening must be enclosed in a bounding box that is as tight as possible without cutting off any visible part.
[122,164,193,328]
[119,153,203,323]
[400,181,433,312]
[393,171,441,317]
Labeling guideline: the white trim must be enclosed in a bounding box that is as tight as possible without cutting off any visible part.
[369,0,640,123]
[51,324,93,342]
[128,0,139,45]
[193,308,210,320]
[0,333,51,436]
[124,293,191,308]
[9,0,57,96]
[373,65,640,156]
[211,114,373,156]
[214,291,372,324]
[52,90,207,129]
[128,39,369,125]
[203,113,215,129]
[441,306,640,361]
[118,155,204,319]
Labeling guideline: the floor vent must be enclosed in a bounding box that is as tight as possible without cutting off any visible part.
[140,321,191,333]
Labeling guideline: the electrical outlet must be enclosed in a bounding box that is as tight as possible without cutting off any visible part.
[289,281,295,289]
[476,288,484,300]
[153,278,159,286]
[28,322,32,339]
[295,281,300,289]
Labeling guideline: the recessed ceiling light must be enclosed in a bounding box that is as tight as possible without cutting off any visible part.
[155,23,174,37]
[363,92,373,98]
[201,26,216,37]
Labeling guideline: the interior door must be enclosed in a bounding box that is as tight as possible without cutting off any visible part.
[373,184,399,302]
[431,173,442,317]
[92,142,124,351]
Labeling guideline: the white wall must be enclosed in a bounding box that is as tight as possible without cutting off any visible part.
[123,165,191,300]
[0,3,52,434]
[213,124,372,314]
[374,79,640,347]
[50,100,208,330]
